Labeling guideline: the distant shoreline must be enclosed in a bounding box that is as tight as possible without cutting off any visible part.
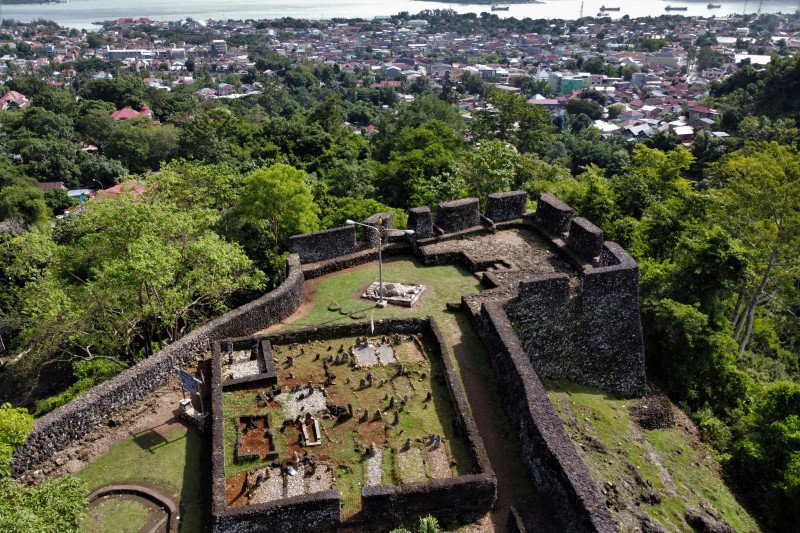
[413,0,545,4]
[4,0,63,4]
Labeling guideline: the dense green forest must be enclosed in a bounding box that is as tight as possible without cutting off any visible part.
[1,42,800,531]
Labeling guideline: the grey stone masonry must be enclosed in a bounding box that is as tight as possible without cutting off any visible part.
[364,212,394,230]
[486,191,528,222]
[289,225,359,263]
[363,212,394,246]
[436,198,480,233]
[534,193,573,236]
[566,217,604,261]
[408,206,434,238]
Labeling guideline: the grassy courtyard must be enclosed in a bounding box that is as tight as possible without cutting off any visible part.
[77,426,204,533]
[222,333,474,517]
[546,380,760,532]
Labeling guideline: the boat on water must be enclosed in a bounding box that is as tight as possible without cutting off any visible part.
[707,3,721,7]
[491,5,510,10]
[665,5,688,10]
[600,5,621,11]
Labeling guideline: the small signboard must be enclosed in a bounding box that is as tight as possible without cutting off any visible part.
[179,369,199,396]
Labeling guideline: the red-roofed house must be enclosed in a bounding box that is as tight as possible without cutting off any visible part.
[96,180,147,199]
[687,105,719,124]
[1,91,31,110]
[110,106,153,121]
[38,181,67,191]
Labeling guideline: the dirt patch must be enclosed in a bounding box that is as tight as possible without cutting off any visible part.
[356,420,388,446]
[426,444,453,479]
[226,472,247,507]
[238,417,271,457]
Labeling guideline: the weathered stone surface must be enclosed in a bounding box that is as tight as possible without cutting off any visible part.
[486,191,528,222]
[566,217,604,261]
[505,246,646,398]
[435,198,480,233]
[473,302,616,533]
[533,193,573,236]
[289,225,360,263]
[408,206,434,238]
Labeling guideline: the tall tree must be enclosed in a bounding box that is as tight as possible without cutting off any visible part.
[237,164,320,252]
[709,142,800,353]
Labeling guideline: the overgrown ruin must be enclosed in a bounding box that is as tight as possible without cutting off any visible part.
[12,191,647,533]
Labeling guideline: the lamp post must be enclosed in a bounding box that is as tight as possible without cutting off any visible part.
[346,219,414,307]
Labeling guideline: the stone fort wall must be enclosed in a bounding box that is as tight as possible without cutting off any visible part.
[12,255,306,476]
[507,195,646,398]
[474,301,616,533]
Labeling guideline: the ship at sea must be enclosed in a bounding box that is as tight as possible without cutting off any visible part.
[491,4,510,10]
[707,2,721,7]
[665,5,688,10]
[600,5,621,11]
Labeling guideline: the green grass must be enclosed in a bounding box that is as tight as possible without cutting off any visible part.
[545,380,761,532]
[76,427,204,533]
[80,497,150,533]
[287,258,482,338]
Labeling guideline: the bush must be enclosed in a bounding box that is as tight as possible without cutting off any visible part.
[0,403,33,475]
[34,359,126,417]
[0,476,88,533]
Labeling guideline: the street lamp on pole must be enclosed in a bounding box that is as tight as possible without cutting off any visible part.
[346,219,414,308]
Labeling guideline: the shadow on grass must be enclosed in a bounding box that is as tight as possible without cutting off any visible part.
[180,426,207,533]
[131,428,185,453]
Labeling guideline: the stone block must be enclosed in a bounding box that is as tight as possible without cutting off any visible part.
[436,198,480,233]
[408,206,433,238]
[566,217,604,261]
[534,193,573,236]
[486,191,528,222]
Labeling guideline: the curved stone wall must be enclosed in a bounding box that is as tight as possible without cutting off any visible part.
[12,255,306,476]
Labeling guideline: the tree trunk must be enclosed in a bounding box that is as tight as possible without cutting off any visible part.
[731,284,746,330]
[738,247,778,354]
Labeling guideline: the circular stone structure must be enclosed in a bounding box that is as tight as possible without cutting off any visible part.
[86,482,179,533]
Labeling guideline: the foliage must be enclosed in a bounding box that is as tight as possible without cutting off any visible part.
[389,515,443,533]
[471,91,555,156]
[0,403,33,475]
[709,142,800,354]
[237,163,320,251]
[729,382,800,531]
[34,359,126,416]
[0,476,88,533]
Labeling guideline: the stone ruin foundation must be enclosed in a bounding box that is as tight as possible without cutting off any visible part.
[362,281,426,307]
